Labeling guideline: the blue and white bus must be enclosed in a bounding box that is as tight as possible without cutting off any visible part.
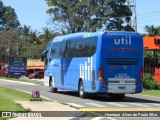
[41,31,144,100]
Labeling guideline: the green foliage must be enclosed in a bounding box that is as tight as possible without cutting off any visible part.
[0,1,59,60]
[144,51,158,65]
[142,90,160,97]
[0,86,49,112]
[106,0,134,31]
[144,25,160,36]
[20,43,44,59]
[143,73,160,90]
[0,25,58,60]
[0,86,31,111]
[45,0,133,33]
[0,1,20,31]
[39,27,58,44]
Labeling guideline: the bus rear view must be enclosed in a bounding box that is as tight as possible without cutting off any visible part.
[100,32,143,100]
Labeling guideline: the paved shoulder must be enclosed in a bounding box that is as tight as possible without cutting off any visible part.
[10,101,82,120]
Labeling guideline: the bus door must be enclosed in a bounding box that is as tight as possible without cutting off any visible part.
[50,41,66,87]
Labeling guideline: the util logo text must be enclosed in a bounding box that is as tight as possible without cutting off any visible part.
[114,36,132,45]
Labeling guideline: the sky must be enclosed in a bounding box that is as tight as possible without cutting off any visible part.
[2,0,160,34]
[2,0,50,33]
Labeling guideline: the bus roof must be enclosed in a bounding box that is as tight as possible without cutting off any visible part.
[51,31,139,42]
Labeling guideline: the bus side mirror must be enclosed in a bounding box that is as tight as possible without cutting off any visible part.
[41,56,44,62]
[41,49,48,62]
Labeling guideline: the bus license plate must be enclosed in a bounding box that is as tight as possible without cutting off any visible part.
[118,86,126,89]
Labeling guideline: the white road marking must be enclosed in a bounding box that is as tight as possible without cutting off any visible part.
[150,103,160,107]
[106,103,128,107]
[67,103,85,108]
[86,103,107,107]
[106,117,117,120]
[90,117,104,120]
[127,103,150,107]
[91,117,117,120]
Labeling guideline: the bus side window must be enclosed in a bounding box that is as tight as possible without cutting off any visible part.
[66,40,77,58]
[50,43,57,58]
[90,37,98,56]
[64,40,71,58]
[58,41,66,58]
[77,42,84,57]
[63,36,98,58]
[77,38,90,57]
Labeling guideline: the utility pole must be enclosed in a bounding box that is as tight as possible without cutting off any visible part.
[127,0,137,32]
[7,37,10,57]
[17,32,19,57]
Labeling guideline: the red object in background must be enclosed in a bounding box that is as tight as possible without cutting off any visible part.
[0,60,5,66]
[0,70,8,77]
[29,71,44,79]
[153,68,160,84]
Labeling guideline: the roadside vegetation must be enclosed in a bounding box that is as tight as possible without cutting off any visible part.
[0,86,48,111]
[0,86,49,120]
[0,86,30,111]
[142,90,160,97]
[142,73,160,97]
[0,86,30,120]
[143,73,160,90]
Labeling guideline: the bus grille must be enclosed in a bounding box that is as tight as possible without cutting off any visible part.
[106,58,138,65]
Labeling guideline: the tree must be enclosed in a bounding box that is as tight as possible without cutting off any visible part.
[0,1,20,31]
[21,25,31,36]
[0,28,22,61]
[45,0,133,33]
[38,27,58,44]
[0,1,21,61]
[106,0,134,31]
[144,25,160,36]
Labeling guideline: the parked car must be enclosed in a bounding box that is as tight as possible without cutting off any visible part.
[0,70,8,77]
[29,71,44,79]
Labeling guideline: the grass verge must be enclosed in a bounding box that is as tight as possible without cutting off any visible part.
[0,86,50,119]
[0,86,49,111]
[142,89,160,97]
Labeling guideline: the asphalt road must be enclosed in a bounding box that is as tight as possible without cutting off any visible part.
[0,80,160,120]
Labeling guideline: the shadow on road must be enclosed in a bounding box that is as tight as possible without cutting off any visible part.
[49,90,160,103]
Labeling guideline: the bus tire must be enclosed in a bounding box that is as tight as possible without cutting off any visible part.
[79,81,87,98]
[50,78,57,93]
[51,87,57,93]
[110,94,125,100]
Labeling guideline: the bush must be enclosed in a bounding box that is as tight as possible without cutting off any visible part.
[143,73,159,90]
[158,84,160,90]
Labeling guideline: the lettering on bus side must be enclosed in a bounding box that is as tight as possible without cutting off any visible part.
[114,36,132,45]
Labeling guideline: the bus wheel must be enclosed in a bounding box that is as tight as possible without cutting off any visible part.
[51,87,57,93]
[50,78,57,93]
[79,81,87,98]
[110,94,125,100]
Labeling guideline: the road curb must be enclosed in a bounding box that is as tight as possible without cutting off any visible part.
[0,79,40,85]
